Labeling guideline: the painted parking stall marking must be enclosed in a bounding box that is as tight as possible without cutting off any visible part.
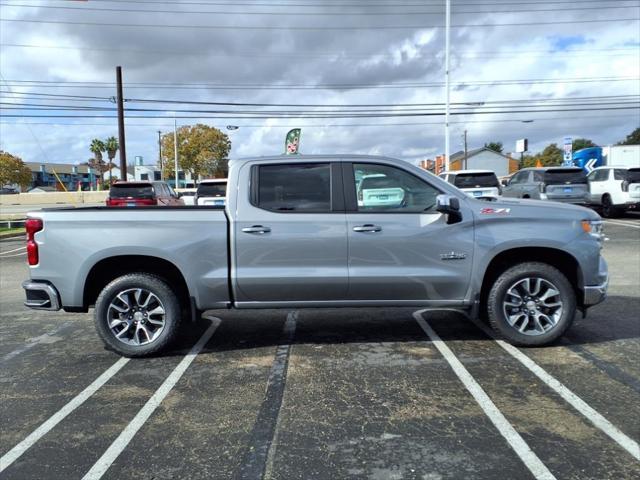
[1,321,73,363]
[81,317,221,480]
[466,316,640,461]
[413,310,556,480]
[0,357,130,473]
[235,311,297,480]
[604,220,640,229]
[0,246,26,256]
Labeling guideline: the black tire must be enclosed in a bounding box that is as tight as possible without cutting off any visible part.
[487,262,576,347]
[601,194,620,218]
[94,273,182,357]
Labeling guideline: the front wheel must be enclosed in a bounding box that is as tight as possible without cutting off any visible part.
[487,262,576,346]
[94,273,182,357]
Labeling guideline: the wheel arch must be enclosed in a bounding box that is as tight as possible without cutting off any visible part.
[83,255,191,313]
[479,247,584,312]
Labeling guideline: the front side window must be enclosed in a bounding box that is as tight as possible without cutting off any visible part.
[256,163,331,212]
[510,171,528,184]
[353,163,440,213]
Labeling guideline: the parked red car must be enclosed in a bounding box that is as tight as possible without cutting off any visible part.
[106,181,184,207]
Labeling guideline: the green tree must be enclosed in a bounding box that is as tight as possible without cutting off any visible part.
[0,151,32,188]
[522,143,563,168]
[572,138,597,152]
[104,136,119,185]
[88,139,108,178]
[484,141,503,153]
[617,127,640,145]
[161,124,231,182]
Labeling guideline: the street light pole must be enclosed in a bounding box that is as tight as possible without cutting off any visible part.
[173,118,179,189]
[463,129,468,170]
[444,0,451,171]
[116,66,127,181]
[157,130,163,181]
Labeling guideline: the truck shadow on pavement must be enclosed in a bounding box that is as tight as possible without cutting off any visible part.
[159,295,639,358]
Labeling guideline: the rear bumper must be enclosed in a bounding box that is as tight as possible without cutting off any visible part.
[22,281,61,311]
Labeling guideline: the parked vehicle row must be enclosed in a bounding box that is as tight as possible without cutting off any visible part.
[106,179,227,207]
[439,170,501,200]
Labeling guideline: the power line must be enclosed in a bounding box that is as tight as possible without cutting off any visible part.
[2,1,637,15]
[2,17,637,30]
[2,76,637,90]
[25,0,640,6]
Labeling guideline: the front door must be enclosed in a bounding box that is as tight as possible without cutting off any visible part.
[344,162,475,302]
[233,161,348,303]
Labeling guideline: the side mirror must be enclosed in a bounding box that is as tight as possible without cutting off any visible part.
[436,194,462,224]
[501,179,509,186]
[176,192,182,198]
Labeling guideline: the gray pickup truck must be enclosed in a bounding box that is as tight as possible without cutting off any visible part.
[23,155,609,357]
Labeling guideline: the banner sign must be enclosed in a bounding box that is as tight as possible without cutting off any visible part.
[563,136,573,166]
[285,129,301,155]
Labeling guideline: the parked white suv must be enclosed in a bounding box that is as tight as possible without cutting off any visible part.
[195,179,227,206]
[587,166,640,217]
[439,170,501,200]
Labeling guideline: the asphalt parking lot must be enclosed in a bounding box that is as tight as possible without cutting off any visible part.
[1,216,639,479]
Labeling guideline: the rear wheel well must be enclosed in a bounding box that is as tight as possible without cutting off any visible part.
[83,255,191,313]
[480,247,582,314]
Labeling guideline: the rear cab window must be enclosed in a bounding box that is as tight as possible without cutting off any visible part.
[197,182,227,197]
[109,183,154,199]
[253,163,331,212]
[544,168,587,185]
[452,172,499,188]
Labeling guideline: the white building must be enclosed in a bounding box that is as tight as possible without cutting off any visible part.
[102,157,196,186]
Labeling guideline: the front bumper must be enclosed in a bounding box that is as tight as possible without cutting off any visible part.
[22,281,61,311]
[583,256,609,306]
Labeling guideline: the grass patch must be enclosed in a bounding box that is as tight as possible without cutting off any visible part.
[0,227,25,236]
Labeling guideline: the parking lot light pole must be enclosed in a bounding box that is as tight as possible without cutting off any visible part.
[173,118,179,189]
[116,66,127,181]
[444,0,451,171]
[158,130,163,181]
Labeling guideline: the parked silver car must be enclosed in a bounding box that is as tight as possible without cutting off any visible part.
[501,167,588,204]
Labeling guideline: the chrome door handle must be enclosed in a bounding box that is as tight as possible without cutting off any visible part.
[353,224,382,233]
[242,225,271,234]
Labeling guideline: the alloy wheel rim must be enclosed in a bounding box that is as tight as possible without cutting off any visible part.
[107,288,166,346]
[502,277,563,336]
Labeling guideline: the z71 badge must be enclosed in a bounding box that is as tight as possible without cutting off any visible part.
[480,207,511,215]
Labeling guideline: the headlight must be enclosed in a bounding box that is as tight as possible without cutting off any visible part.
[581,220,606,245]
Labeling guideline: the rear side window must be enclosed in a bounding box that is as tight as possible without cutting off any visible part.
[109,184,154,198]
[544,169,587,185]
[453,172,499,188]
[255,163,331,212]
[613,169,625,181]
[197,183,227,197]
[627,168,640,183]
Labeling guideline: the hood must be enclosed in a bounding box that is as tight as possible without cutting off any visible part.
[465,196,601,221]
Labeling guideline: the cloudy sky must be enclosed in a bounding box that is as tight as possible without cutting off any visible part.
[0,0,638,167]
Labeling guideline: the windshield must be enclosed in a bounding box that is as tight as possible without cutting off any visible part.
[544,169,587,185]
[197,183,227,197]
[109,184,154,198]
[453,172,499,188]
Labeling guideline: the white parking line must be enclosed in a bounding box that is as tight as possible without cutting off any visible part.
[81,317,221,480]
[468,317,640,461]
[0,252,26,258]
[0,357,130,473]
[0,246,26,255]
[413,310,556,480]
[604,220,640,229]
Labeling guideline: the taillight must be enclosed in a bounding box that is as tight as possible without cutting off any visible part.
[622,181,629,192]
[539,183,546,193]
[25,218,43,266]
[106,197,115,206]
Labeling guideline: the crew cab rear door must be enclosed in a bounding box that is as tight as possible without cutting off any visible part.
[232,161,348,303]
[343,161,474,302]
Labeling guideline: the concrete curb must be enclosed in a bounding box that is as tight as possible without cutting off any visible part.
[0,232,25,241]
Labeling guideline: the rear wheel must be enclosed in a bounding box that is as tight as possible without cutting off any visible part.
[94,273,182,357]
[487,262,575,346]
[601,194,621,218]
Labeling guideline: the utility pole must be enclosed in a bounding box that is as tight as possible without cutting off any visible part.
[157,130,163,180]
[463,130,468,170]
[173,118,179,189]
[116,66,127,181]
[444,0,451,171]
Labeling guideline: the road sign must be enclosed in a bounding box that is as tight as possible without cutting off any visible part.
[516,138,528,153]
